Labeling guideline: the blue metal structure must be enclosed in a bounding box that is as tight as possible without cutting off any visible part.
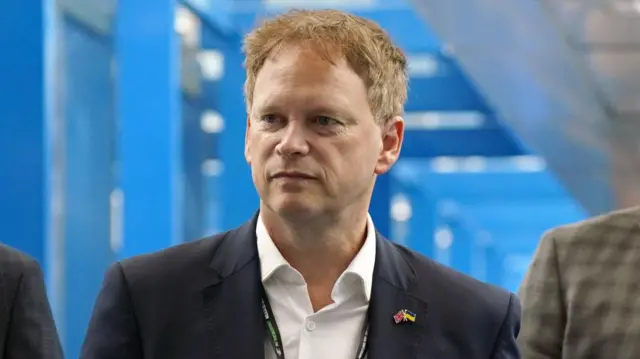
[116,0,184,257]
[0,0,65,345]
[182,91,208,241]
[217,32,259,230]
[0,0,57,278]
[390,157,587,292]
[198,15,225,234]
[180,0,261,232]
[58,5,116,356]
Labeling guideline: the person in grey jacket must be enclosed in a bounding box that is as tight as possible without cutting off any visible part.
[518,206,640,358]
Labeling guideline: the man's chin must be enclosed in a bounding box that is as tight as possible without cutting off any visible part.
[270,198,321,220]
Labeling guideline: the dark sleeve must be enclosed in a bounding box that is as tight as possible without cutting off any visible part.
[80,262,143,359]
[489,293,522,359]
[5,257,63,359]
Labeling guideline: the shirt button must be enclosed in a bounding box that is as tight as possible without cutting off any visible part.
[305,320,316,331]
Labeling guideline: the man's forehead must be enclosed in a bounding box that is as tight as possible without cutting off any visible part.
[255,51,353,94]
[266,41,345,67]
[252,85,349,113]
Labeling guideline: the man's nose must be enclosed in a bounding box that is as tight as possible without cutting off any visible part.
[275,121,310,157]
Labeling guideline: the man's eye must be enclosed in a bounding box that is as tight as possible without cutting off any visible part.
[260,115,278,123]
[314,116,339,126]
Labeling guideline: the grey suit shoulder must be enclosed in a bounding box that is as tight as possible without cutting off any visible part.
[542,205,640,244]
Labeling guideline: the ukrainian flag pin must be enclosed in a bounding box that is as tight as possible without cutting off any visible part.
[393,309,416,324]
[403,310,416,323]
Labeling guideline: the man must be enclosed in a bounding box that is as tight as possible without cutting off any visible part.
[0,244,63,359]
[81,9,520,359]
[518,205,640,358]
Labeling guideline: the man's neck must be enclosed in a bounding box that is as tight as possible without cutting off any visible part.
[260,204,369,308]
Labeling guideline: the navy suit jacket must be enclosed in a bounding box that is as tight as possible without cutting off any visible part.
[81,215,520,358]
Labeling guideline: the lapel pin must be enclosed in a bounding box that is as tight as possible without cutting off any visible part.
[393,309,416,324]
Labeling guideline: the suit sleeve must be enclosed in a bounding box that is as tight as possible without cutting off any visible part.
[80,262,143,359]
[490,293,522,359]
[517,230,566,359]
[5,257,63,359]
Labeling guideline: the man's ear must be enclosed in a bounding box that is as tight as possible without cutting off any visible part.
[244,116,251,164]
[374,116,404,175]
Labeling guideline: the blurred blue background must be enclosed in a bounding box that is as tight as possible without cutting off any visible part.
[1,0,639,356]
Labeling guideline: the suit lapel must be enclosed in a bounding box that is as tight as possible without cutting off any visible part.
[201,215,265,359]
[367,236,428,359]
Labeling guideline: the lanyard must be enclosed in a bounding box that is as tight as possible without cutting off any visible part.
[260,286,369,359]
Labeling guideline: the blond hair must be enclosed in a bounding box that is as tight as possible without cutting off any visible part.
[242,9,408,124]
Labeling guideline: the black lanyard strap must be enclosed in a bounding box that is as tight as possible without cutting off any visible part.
[261,286,369,359]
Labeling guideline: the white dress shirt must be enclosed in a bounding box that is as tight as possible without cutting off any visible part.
[257,214,376,359]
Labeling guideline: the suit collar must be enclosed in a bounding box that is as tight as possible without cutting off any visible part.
[205,213,260,285]
[372,233,417,290]
[201,213,265,358]
[256,213,377,301]
[202,215,428,359]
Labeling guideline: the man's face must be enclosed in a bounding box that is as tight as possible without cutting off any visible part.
[245,45,404,219]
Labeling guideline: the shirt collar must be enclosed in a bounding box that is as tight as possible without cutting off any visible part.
[256,214,377,300]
